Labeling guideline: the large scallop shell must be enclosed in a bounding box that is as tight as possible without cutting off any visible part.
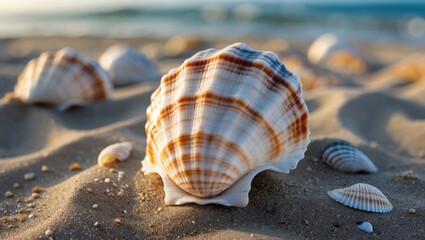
[308,33,370,74]
[328,183,393,213]
[141,42,310,207]
[99,45,160,86]
[10,47,112,111]
[322,140,378,173]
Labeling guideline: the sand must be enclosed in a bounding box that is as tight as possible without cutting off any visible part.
[0,36,424,239]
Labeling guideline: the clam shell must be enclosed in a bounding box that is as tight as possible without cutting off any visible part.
[99,45,160,86]
[142,42,310,207]
[98,142,133,167]
[308,33,370,74]
[328,183,393,213]
[11,48,112,111]
[322,140,378,173]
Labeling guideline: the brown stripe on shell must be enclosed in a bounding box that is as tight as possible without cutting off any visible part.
[159,132,250,171]
[337,188,391,207]
[156,93,282,161]
[62,55,108,100]
[164,153,243,177]
[160,53,305,113]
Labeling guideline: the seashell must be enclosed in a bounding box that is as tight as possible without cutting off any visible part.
[307,33,370,74]
[328,183,393,213]
[9,47,112,111]
[99,45,160,86]
[98,142,133,167]
[322,140,378,173]
[141,42,310,207]
[356,221,373,233]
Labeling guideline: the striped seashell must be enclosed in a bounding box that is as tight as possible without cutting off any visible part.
[142,42,310,207]
[308,33,370,74]
[99,45,160,86]
[322,140,378,173]
[328,183,393,213]
[10,47,112,111]
[98,142,133,167]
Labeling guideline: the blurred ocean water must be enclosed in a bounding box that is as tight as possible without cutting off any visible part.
[1,2,425,43]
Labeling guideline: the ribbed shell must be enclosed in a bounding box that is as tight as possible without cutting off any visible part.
[328,183,393,213]
[12,47,112,111]
[322,140,378,173]
[99,45,160,85]
[142,42,310,206]
[98,142,133,167]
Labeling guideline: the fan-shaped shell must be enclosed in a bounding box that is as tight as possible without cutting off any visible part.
[328,183,393,213]
[11,47,112,111]
[308,33,370,74]
[99,45,160,85]
[322,140,378,173]
[141,42,310,207]
[98,142,133,167]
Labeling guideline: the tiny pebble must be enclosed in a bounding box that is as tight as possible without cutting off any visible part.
[24,172,36,181]
[109,168,116,173]
[27,203,36,208]
[7,224,13,229]
[92,204,98,209]
[45,229,53,237]
[32,186,42,193]
[118,171,124,176]
[191,221,196,224]
[13,183,20,188]
[4,191,14,198]
[105,178,111,183]
[93,221,100,228]
[117,191,124,197]
[18,208,25,214]
[41,165,49,172]
[356,221,373,233]
[69,162,81,171]
[28,213,36,219]
[157,207,163,212]
[114,218,121,224]
[123,210,127,214]
[370,141,378,149]
[409,208,416,214]
[94,178,99,182]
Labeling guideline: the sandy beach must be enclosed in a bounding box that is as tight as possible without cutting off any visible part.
[0,36,424,239]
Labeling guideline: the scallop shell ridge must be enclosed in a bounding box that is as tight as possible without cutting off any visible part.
[11,47,112,111]
[142,42,310,207]
[328,183,393,213]
[322,140,378,173]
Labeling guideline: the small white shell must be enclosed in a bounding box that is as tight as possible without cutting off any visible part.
[356,221,373,233]
[328,183,393,213]
[98,142,133,167]
[99,45,160,86]
[11,47,112,111]
[308,33,370,73]
[322,140,378,173]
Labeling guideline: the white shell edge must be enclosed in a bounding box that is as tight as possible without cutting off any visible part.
[141,148,308,207]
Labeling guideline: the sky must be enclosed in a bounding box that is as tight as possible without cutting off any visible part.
[0,0,424,14]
